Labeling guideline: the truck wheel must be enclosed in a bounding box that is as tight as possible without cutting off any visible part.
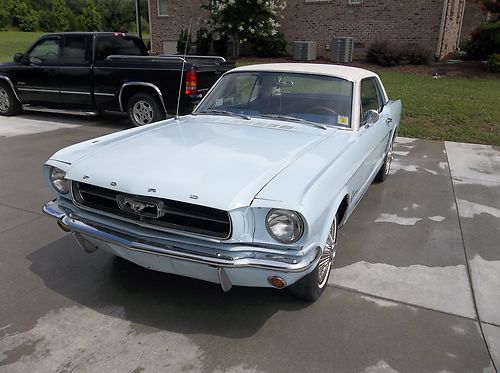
[289,215,337,302]
[127,92,165,126]
[0,82,22,116]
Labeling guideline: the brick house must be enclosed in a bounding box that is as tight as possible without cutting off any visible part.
[148,0,467,60]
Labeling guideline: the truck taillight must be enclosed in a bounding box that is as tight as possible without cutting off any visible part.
[185,69,197,95]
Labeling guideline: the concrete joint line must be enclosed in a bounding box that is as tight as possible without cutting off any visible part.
[445,144,498,372]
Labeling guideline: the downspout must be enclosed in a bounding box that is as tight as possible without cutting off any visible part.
[436,0,449,60]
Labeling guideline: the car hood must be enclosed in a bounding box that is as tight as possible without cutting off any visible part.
[54,115,331,211]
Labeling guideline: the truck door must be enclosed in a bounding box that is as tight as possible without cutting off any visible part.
[59,35,93,107]
[14,36,61,105]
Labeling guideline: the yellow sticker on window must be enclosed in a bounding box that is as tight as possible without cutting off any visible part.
[338,115,349,126]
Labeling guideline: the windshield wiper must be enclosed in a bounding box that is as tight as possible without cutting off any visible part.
[259,114,327,130]
[194,109,251,120]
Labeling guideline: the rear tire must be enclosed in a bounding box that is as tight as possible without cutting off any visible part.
[126,92,165,126]
[0,82,22,116]
[289,215,337,302]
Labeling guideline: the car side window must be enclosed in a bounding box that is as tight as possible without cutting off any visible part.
[61,35,92,65]
[360,78,383,124]
[28,38,60,65]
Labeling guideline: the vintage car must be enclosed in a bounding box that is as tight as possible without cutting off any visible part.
[42,63,401,301]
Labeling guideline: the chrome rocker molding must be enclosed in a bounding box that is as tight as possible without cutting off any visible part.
[118,81,168,114]
[0,74,21,103]
[42,200,321,290]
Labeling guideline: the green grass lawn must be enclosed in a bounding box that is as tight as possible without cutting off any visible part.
[237,61,500,146]
[0,32,45,62]
[377,71,500,146]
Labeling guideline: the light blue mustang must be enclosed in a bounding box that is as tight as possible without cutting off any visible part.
[43,63,401,301]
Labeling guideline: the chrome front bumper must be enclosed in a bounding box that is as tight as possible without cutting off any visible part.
[43,199,321,290]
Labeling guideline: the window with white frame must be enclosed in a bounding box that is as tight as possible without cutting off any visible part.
[158,0,168,16]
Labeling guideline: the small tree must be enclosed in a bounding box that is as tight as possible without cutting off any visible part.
[8,0,39,31]
[202,0,287,58]
[79,0,102,31]
[39,0,73,32]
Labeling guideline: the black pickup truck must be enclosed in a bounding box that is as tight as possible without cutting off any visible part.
[0,32,234,126]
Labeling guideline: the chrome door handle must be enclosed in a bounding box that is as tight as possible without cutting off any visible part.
[385,118,393,124]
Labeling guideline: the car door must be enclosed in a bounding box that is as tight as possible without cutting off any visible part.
[351,77,391,204]
[58,34,94,108]
[14,36,61,105]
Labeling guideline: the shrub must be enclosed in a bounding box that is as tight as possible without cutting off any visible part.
[8,0,39,32]
[251,32,287,58]
[463,21,500,60]
[176,28,192,54]
[488,53,500,72]
[367,41,431,66]
[213,34,228,57]
[196,26,212,55]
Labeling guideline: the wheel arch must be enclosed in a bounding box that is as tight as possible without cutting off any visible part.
[0,75,21,103]
[317,191,350,249]
[118,82,167,114]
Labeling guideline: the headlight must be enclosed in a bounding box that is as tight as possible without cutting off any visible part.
[265,209,304,244]
[49,166,69,194]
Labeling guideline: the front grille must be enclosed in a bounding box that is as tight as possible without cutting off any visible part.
[72,181,231,239]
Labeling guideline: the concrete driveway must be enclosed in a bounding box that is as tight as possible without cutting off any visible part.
[0,113,499,372]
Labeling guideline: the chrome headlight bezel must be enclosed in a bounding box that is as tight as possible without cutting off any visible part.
[49,166,70,194]
[265,209,304,244]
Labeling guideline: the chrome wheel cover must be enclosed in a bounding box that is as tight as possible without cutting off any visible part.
[0,88,9,113]
[132,100,154,125]
[318,217,337,288]
[385,141,394,175]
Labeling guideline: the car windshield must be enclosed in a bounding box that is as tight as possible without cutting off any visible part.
[194,71,353,128]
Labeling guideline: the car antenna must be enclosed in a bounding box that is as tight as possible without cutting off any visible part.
[175,22,192,120]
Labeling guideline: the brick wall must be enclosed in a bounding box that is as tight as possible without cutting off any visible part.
[281,0,444,59]
[149,0,208,53]
[149,0,466,59]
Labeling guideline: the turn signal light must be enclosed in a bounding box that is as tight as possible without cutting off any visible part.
[185,68,197,95]
[268,276,286,289]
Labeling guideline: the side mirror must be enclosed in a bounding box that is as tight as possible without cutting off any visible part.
[363,109,380,126]
[13,53,25,63]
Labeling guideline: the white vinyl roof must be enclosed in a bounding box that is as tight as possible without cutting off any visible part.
[231,63,377,82]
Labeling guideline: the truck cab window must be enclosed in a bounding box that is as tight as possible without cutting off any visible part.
[28,38,60,65]
[95,36,145,61]
[61,36,92,65]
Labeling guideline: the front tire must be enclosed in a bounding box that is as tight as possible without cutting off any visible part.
[374,137,394,182]
[126,92,165,126]
[0,82,22,116]
[289,215,337,302]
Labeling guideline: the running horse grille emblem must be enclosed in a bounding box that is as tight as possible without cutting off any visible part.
[116,195,162,218]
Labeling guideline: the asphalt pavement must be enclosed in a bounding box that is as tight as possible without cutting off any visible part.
[0,112,499,372]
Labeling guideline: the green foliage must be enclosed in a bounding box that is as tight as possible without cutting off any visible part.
[251,31,287,57]
[0,3,9,31]
[39,0,73,32]
[487,53,500,72]
[79,0,102,31]
[8,0,39,32]
[463,21,500,60]
[176,29,192,54]
[196,26,213,55]
[367,41,431,66]
[213,34,229,57]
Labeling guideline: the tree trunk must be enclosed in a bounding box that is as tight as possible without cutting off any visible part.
[231,32,240,58]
